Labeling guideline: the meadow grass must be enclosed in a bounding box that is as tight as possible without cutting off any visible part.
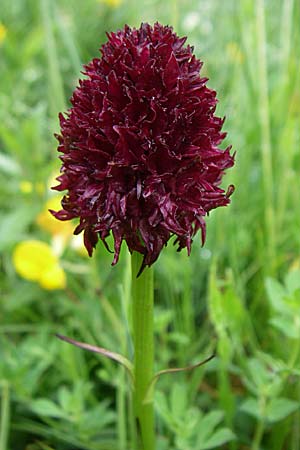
[0,0,300,449]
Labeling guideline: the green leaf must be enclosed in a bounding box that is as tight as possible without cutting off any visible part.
[266,398,299,423]
[284,269,300,296]
[57,386,71,413]
[240,397,261,420]
[81,403,116,432]
[30,399,66,419]
[0,205,40,251]
[197,410,224,441]
[200,428,235,449]
[269,317,299,339]
[265,277,287,314]
[154,391,175,427]
[170,384,187,419]
[248,358,271,389]
[241,397,299,423]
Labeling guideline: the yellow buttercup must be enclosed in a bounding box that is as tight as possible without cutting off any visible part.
[13,240,66,290]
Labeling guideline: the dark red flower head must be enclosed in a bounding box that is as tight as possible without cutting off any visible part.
[52,23,234,270]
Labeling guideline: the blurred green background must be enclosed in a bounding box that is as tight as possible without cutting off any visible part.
[1,0,300,449]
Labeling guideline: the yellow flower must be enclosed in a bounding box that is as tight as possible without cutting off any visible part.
[99,0,122,8]
[20,181,33,194]
[0,23,7,44]
[37,196,88,257]
[39,263,67,290]
[19,180,45,195]
[13,240,66,290]
[37,196,74,237]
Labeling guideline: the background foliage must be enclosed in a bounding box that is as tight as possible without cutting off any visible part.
[1,0,300,449]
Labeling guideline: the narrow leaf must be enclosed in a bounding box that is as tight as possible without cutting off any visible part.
[30,399,66,419]
[56,334,133,381]
[145,353,215,404]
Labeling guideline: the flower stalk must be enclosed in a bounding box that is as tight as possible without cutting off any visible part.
[131,251,155,450]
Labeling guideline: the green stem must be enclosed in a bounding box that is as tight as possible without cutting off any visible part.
[131,252,155,450]
[251,397,266,450]
[117,368,126,450]
[0,381,10,450]
[252,419,265,450]
[117,252,131,450]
